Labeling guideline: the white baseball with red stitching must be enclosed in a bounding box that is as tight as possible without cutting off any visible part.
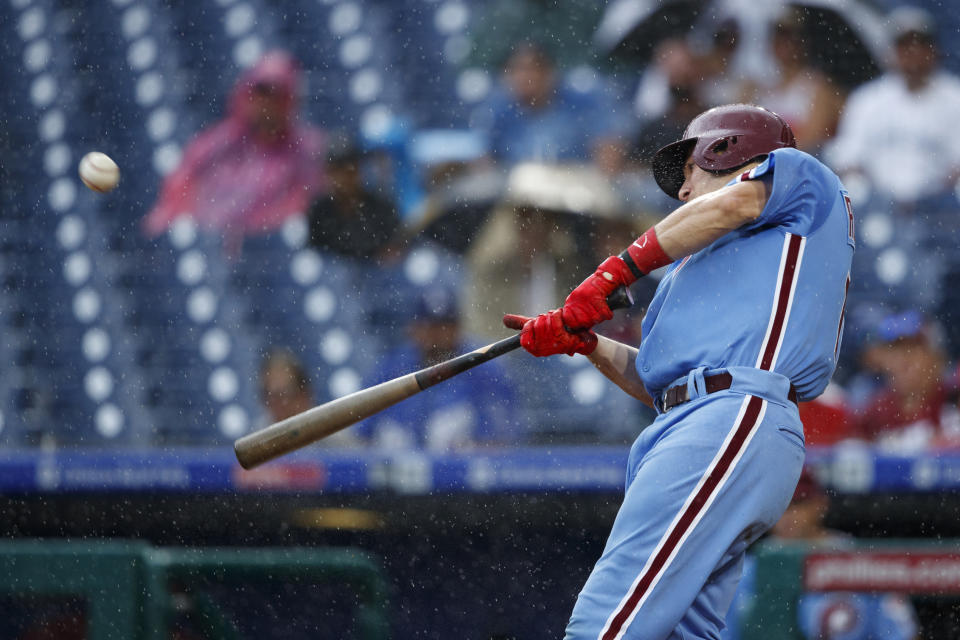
[79,151,120,193]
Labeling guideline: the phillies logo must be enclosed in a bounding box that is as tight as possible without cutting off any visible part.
[818,598,860,638]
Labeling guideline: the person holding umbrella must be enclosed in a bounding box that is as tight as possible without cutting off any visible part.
[738,7,844,152]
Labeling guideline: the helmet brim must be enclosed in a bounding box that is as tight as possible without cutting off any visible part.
[652,137,697,200]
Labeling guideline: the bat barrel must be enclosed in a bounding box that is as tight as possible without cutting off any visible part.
[234,373,421,469]
[233,338,524,469]
[233,287,634,469]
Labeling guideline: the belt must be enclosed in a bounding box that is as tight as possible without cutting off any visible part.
[657,372,798,413]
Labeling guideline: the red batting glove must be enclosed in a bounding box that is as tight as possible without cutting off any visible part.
[562,228,673,330]
[560,255,636,330]
[503,310,597,357]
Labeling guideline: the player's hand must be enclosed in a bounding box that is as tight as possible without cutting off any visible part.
[561,255,636,330]
[503,310,597,357]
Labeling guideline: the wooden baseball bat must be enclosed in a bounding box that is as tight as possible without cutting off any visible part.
[234,287,634,469]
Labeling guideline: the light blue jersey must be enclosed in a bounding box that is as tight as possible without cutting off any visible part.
[565,148,854,640]
[638,148,855,402]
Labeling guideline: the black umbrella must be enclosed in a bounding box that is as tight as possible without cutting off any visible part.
[594,0,706,67]
[415,163,639,254]
[595,0,889,87]
[786,0,889,88]
[412,167,506,254]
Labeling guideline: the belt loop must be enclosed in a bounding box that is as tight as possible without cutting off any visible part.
[686,366,708,401]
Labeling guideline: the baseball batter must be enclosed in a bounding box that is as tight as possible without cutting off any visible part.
[503,104,854,639]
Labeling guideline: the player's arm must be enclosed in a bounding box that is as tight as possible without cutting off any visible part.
[586,335,653,407]
[654,175,770,259]
[562,177,771,330]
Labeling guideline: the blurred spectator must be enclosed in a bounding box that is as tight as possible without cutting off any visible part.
[697,19,743,109]
[259,348,313,425]
[463,163,628,338]
[633,17,747,122]
[769,468,833,541]
[853,310,960,452]
[798,382,854,447]
[357,289,520,452]
[143,51,325,251]
[616,38,712,211]
[723,469,920,640]
[738,8,843,152]
[827,6,960,204]
[406,129,503,251]
[629,39,709,167]
[258,348,357,447]
[307,132,400,263]
[633,25,740,126]
[471,42,628,168]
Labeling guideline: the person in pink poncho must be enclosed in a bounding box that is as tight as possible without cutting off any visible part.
[143,51,325,250]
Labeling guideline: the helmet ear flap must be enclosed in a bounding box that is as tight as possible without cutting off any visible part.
[652,137,697,199]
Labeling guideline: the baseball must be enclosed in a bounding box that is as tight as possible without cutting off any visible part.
[78,151,120,193]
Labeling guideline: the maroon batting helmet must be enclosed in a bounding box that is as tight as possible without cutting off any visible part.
[652,104,797,199]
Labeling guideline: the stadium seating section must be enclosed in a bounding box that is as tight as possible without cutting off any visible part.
[0,0,658,447]
[4,0,959,447]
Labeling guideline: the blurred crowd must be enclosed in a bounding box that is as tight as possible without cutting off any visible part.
[142,2,960,457]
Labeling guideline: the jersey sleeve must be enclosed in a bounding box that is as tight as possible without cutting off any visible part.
[735,147,839,236]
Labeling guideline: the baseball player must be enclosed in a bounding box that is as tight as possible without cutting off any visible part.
[503,104,854,639]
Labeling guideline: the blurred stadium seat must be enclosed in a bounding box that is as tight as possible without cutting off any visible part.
[2,0,156,446]
[388,0,490,128]
[505,350,654,445]
[227,219,379,406]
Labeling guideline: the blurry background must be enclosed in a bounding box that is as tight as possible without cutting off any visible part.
[2,0,960,637]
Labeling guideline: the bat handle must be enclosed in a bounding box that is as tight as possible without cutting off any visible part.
[560,286,634,332]
[606,286,634,311]
[414,333,522,390]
